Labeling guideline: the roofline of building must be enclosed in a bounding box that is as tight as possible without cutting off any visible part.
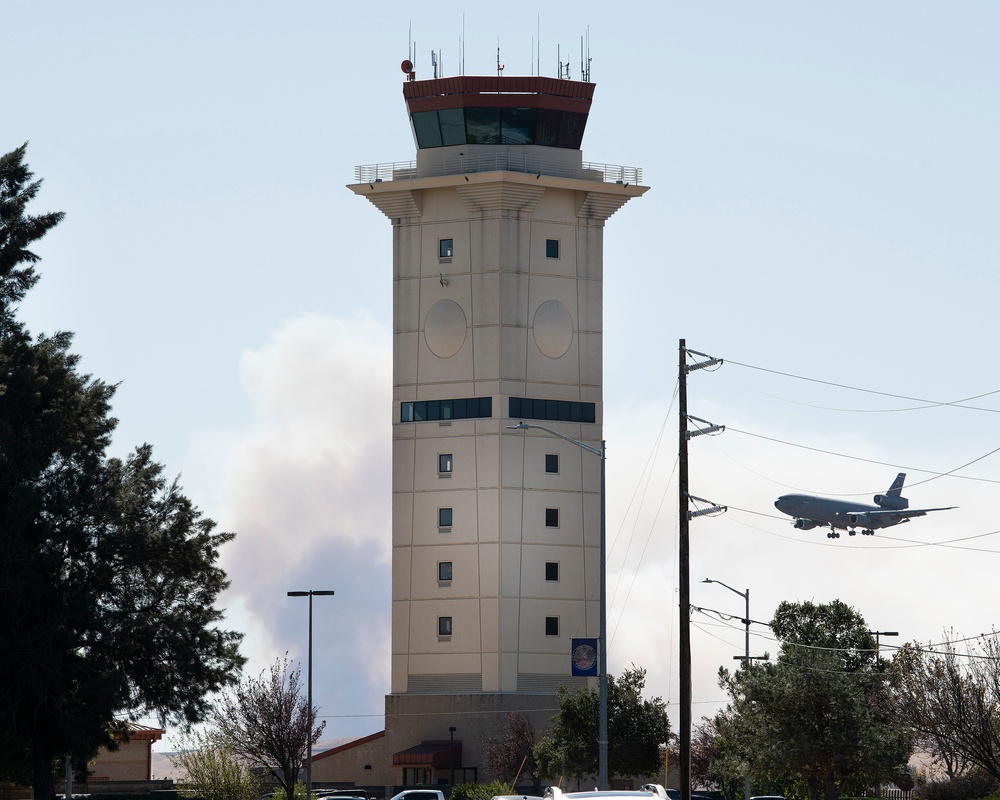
[311,730,386,762]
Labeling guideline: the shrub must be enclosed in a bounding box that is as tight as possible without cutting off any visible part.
[451,781,513,800]
[916,770,1000,800]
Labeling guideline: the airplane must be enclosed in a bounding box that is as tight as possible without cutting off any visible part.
[774,472,956,539]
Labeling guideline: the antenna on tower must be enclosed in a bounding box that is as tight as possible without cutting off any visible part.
[535,14,541,77]
[557,44,570,80]
[580,27,592,82]
[403,21,416,80]
[496,42,504,76]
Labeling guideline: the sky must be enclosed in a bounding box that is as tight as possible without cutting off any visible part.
[8,0,1000,764]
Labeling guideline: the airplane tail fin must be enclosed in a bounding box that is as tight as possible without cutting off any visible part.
[874,473,908,509]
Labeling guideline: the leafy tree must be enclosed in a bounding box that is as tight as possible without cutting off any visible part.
[894,632,1000,781]
[213,657,325,800]
[172,729,261,800]
[0,144,245,798]
[483,712,539,785]
[717,600,912,800]
[688,713,743,800]
[535,666,670,782]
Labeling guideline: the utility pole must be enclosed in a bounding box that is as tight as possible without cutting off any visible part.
[678,340,724,800]
[678,339,692,800]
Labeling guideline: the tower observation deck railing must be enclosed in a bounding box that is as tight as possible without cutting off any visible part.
[354,153,643,185]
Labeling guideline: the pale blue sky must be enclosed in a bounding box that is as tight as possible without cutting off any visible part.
[9,1,1000,754]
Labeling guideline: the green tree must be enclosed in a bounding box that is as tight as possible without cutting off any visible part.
[717,600,912,800]
[172,729,260,800]
[0,144,245,798]
[213,658,324,800]
[535,666,670,782]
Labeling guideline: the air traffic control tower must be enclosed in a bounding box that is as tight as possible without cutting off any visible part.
[349,70,647,785]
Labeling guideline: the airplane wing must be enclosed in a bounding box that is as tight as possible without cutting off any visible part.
[851,506,957,526]
[875,506,955,518]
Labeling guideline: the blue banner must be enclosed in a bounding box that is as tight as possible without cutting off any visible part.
[571,638,598,676]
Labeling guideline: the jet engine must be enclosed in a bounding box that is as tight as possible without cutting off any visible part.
[793,519,818,530]
[874,493,908,509]
[848,513,872,527]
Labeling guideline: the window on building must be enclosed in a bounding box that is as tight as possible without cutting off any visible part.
[438,616,453,637]
[545,453,559,474]
[545,508,559,528]
[401,396,493,423]
[439,453,453,474]
[545,616,559,636]
[438,561,453,582]
[439,238,454,259]
[439,507,453,528]
[508,396,595,424]
[546,239,560,259]
[545,561,559,582]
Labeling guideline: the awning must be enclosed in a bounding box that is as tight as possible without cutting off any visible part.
[392,740,462,768]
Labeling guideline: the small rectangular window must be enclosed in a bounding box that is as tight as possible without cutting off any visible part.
[545,616,559,636]
[439,238,454,259]
[438,561,453,582]
[439,507,453,528]
[545,562,559,582]
[546,239,560,259]
[545,453,559,474]
[438,616,453,637]
[439,453,453,474]
[545,508,559,528]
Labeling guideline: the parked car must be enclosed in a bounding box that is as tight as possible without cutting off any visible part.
[390,790,446,800]
[543,785,670,800]
[491,794,544,800]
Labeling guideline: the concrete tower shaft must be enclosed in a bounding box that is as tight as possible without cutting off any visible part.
[348,73,646,785]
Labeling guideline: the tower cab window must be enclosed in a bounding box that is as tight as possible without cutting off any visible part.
[439,238,453,259]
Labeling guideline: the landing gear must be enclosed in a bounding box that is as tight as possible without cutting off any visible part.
[826,530,841,539]
[848,528,857,537]
[862,528,874,536]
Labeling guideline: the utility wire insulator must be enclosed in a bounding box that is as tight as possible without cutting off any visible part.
[687,424,724,439]
[689,505,727,519]
[686,357,723,373]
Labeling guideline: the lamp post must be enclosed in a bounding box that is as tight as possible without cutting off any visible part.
[869,630,898,800]
[702,579,752,800]
[288,589,335,799]
[507,420,608,790]
[449,726,457,787]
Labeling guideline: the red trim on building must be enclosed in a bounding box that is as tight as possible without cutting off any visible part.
[403,76,594,115]
[391,741,461,768]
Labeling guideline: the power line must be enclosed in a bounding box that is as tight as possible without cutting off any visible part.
[726,359,1000,413]
[726,427,1000,487]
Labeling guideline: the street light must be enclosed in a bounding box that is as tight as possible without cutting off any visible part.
[288,589,335,799]
[507,420,608,790]
[868,629,898,800]
[702,579,753,800]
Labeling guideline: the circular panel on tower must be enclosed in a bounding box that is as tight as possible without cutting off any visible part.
[424,299,467,359]
[532,299,574,359]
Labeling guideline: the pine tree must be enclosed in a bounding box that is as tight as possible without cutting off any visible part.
[0,144,245,798]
